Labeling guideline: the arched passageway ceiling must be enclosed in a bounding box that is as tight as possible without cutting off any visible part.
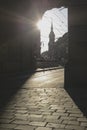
[0,0,68,22]
[28,0,69,18]
[28,0,87,15]
[29,0,68,15]
[22,0,87,22]
[0,0,87,17]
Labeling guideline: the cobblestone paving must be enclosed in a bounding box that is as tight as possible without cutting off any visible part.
[0,69,87,130]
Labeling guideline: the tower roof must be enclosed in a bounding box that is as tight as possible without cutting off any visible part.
[49,19,55,41]
[51,20,53,32]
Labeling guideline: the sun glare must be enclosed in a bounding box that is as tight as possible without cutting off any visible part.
[37,20,42,30]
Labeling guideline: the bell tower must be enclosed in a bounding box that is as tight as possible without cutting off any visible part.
[49,21,55,44]
[48,20,55,60]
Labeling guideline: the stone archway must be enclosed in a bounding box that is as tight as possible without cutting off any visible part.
[0,0,87,88]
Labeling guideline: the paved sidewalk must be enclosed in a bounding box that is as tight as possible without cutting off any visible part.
[35,66,62,72]
[0,69,87,130]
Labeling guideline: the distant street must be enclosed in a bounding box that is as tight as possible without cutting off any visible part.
[22,68,64,89]
[0,68,87,130]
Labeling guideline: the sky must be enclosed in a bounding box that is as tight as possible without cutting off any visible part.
[37,7,68,53]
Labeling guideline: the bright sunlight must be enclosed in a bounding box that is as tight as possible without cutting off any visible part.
[37,20,42,30]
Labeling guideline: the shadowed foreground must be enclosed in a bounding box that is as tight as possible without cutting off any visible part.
[0,69,87,130]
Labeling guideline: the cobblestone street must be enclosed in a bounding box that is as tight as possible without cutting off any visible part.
[0,69,87,130]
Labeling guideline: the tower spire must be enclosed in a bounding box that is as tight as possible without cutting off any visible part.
[49,18,55,43]
[48,18,55,60]
[51,18,53,32]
